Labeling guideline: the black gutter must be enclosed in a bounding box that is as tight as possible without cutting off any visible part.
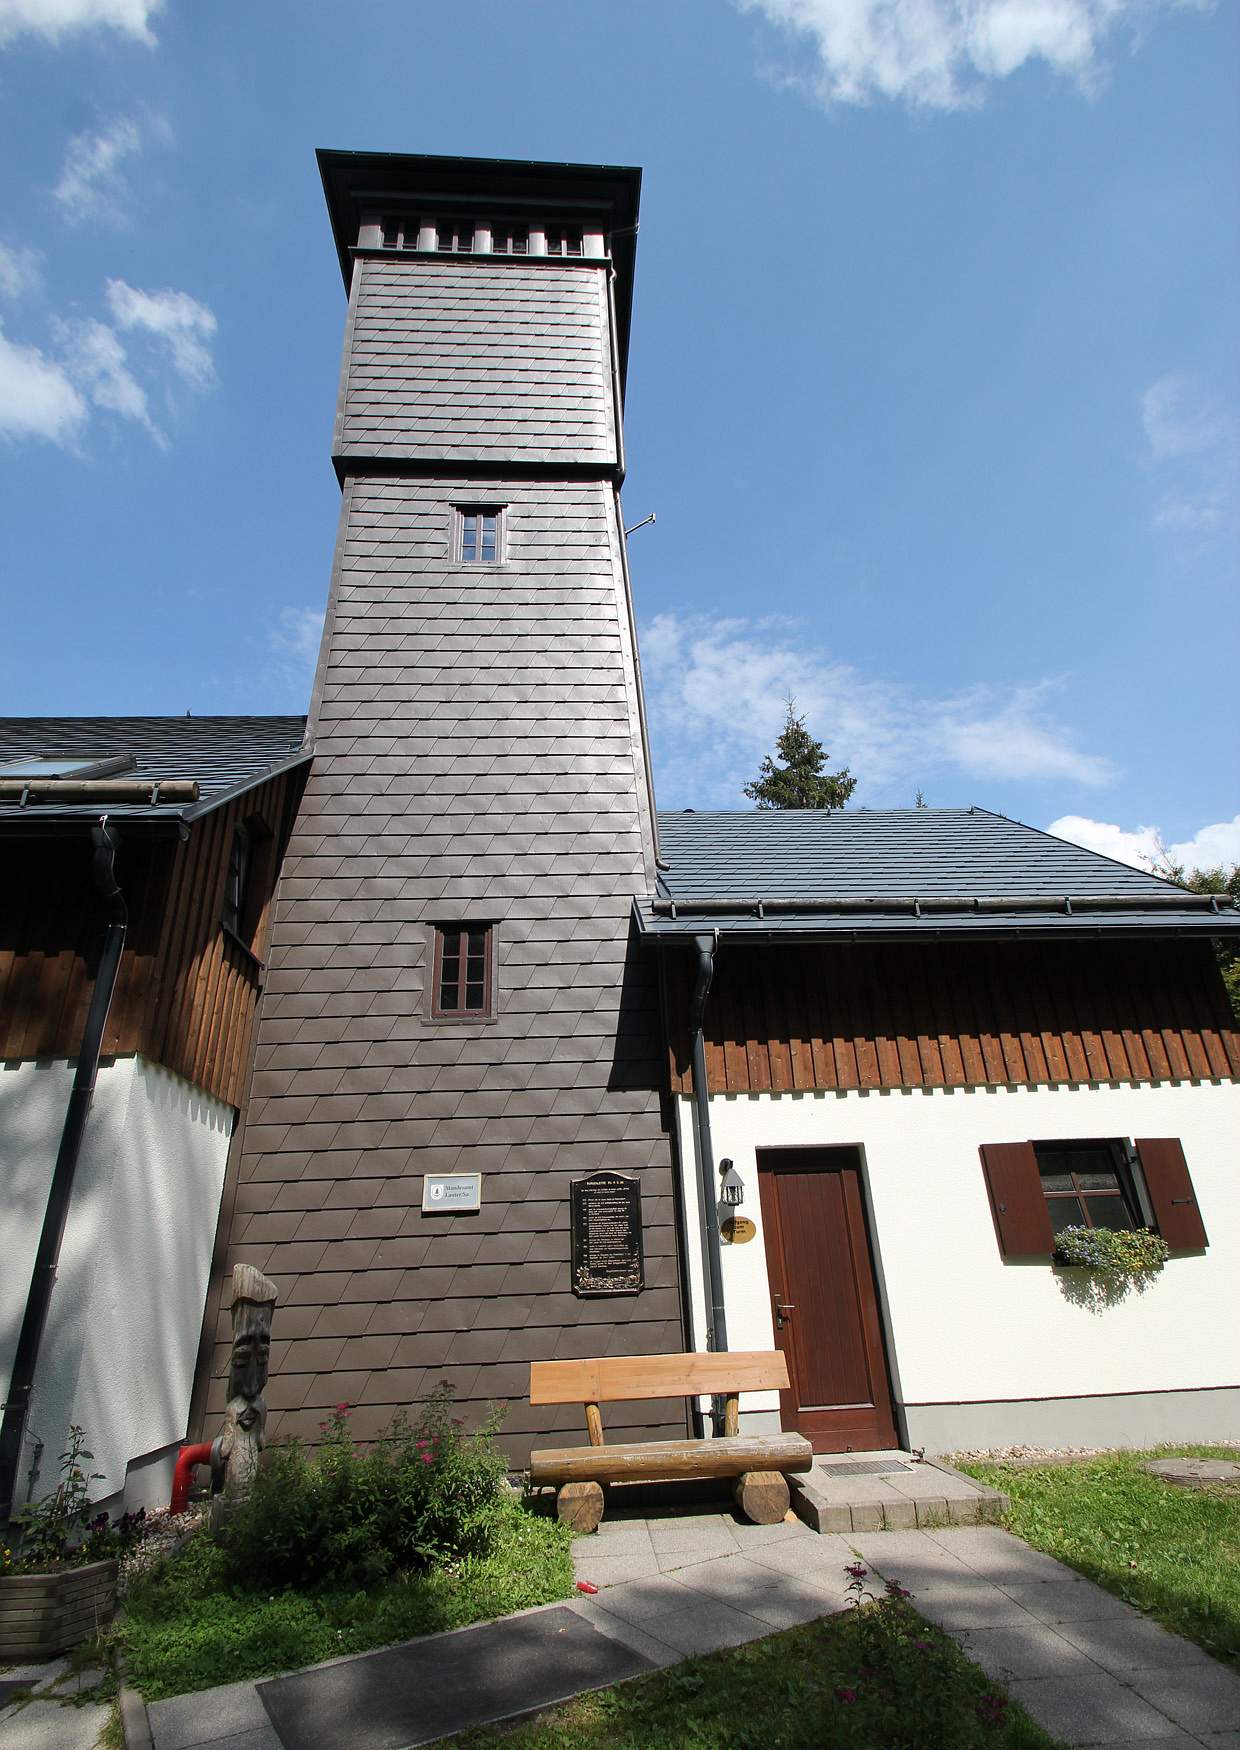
[686,931,728,1434]
[651,892,1230,917]
[0,820,128,1527]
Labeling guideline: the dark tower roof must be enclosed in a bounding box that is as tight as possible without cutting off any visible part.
[317,149,643,389]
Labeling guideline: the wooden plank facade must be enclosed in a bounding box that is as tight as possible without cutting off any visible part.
[0,767,302,1109]
[665,938,1240,1096]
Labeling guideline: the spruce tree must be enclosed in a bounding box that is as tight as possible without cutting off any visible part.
[743,702,857,810]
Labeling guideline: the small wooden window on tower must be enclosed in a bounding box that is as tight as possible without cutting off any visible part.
[432,925,494,1019]
[491,224,528,255]
[456,506,502,563]
[545,225,583,257]
[437,218,473,253]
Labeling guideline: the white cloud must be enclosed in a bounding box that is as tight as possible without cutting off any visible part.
[736,0,1207,111]
[105,278,216,386]
[0,274,214,450]
[59,316,158,439]
[642,611,1113,807]
[1140,371,1237,537]
[0,324,87,445]
[0,0,161,47]
[269,607,325,696]
[54,116,144,225]
[1048,812,1240,873]
[0,242,42,301]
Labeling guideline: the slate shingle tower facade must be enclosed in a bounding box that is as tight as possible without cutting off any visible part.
[197,153,685,1463]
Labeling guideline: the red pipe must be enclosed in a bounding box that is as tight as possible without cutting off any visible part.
[171,1441,213,1514]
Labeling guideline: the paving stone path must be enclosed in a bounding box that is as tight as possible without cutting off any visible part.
[137,1513,1240,1749]
[0,1655,111,1749]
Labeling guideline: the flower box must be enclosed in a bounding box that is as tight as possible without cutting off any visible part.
[0,1557,118,1659]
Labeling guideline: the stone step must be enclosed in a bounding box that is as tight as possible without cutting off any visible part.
[790,1454,1009,1534]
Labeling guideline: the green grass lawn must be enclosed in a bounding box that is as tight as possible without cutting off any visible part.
[118,1500,574,1700]
[957,1446,1240,1667]
[445,1598,1061,1750]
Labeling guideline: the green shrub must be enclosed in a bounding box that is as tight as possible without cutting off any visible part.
[119,1498,574,1699]
[219,1387,507,1592]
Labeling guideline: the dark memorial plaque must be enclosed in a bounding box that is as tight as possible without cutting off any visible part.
[571,1171,644,1297]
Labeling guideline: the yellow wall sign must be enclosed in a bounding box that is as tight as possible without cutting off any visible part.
[721,1216,756,1245]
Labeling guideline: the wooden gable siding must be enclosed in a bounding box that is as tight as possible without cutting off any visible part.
[664,938,1240,1096]
[0,767,301,1108]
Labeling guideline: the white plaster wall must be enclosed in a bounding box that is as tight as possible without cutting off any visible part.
[675,1079,1240,1421]
[0,1055,232,1508]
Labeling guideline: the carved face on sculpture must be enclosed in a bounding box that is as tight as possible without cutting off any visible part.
[228,1314,272,1402]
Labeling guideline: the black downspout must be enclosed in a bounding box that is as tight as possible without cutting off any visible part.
[0,820,128,1527]
[687,931,728,1434]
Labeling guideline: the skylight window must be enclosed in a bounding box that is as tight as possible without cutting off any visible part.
[0,754,132,780]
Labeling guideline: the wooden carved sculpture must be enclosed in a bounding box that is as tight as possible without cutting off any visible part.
[211,1263,278,1508]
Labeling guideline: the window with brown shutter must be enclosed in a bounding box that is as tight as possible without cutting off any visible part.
[1135,1138,1208,1250]
[979,1142,1054,1258]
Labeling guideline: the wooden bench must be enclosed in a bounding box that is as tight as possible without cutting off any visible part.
[528,1351,813,1532]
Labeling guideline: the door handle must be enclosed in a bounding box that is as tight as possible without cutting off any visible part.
[773,1294,796,1330]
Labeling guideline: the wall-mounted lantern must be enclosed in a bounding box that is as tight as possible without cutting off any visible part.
[719,1157,745,1209]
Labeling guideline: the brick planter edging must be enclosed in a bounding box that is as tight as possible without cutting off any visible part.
[0,1557,118,1659]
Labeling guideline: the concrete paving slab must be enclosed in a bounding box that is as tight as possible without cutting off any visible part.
[647,1526,740,1555]
[640,1510,732,1532]
[257,1606,656,1750]
[643,1598,769,1657]
[1003,1580,1140,1624]
[656,1544,738,1573]
[570,1550,660,1588]
[563,1598,682,1670]
[1128,1664,1240,1735]
[927,1526,1068,1583]
[149,1679,274,1749]
[741,1581,849,1631]
[727,1516,812,1547]
[914,1584,1041,1631]
[0,1696,111,1750]
[1199,1733,1240,1747]
[186,1731,282,1750]
[580,1574,698,1628]
[1055,1616,1215,1672]
[887,1469,981,1501]
[742,1532,856,1578]
[950,1623,1095,1679]
[1007,1670,1188,1743]
[586,1522,656,1553]
[847,1529,977,1573]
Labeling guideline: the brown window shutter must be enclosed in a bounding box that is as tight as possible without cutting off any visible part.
[979,1142,1054,1258]
[1135,1138,1208,1249]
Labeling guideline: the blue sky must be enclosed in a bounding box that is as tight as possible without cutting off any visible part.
[1,0,1236,870]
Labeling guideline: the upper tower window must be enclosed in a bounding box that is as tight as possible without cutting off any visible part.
[490,224,528,255]
[545,226,583,257]
[457,507,502,563]
[380,217,420,249]
[437,219,474,253]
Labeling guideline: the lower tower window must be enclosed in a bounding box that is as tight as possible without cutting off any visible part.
[432,924,494,1018]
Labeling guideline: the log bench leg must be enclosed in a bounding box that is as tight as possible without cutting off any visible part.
[557,1480,604,1532]
[733,1469,789,1525]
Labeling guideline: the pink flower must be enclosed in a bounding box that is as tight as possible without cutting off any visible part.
[845,1563,868,1579]
[420,1452,433,1465]
[334,1402,351,1416]
[834,1687,857,1703]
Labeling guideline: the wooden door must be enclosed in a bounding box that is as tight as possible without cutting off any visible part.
[757,1147,898,1452]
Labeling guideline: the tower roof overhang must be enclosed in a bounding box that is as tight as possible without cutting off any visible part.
[317,148,643,391]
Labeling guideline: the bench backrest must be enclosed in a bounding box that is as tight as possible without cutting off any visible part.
[529,1350,789,1407]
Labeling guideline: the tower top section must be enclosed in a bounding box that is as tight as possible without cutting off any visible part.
[317,149,642,388]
